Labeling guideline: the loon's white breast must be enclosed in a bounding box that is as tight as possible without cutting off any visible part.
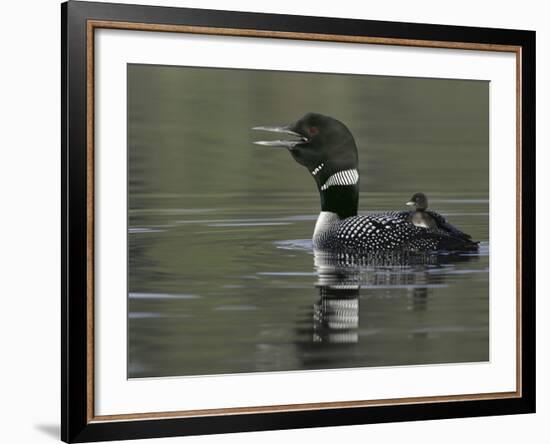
[313,211,341,247]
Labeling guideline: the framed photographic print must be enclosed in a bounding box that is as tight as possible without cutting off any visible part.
[61,1,535,442]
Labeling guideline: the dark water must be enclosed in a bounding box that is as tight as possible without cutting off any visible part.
[127,65,489,378]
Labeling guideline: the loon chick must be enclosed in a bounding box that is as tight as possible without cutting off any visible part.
[253,113,478,252]
[406,192,437,229]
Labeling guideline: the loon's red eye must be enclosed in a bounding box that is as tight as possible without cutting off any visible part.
[309,126,319,135]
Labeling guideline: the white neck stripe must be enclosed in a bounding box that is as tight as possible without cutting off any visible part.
[320,169,359,190]
[311,163,325,176]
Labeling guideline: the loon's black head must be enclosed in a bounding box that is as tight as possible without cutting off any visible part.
[406,192,429,211]
[253,113,358,187]
[253,113,360,218]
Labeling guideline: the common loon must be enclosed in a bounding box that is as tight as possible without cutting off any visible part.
[406,192,437,229]
[253,113,478,252]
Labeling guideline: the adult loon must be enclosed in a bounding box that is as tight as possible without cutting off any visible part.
[253,113,478,252]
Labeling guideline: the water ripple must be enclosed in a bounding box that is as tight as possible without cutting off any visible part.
[214,305,258,311]
[275,239,313,251]
[129,292,200,300]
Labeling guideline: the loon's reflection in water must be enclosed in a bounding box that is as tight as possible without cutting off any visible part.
[296,248,479,364]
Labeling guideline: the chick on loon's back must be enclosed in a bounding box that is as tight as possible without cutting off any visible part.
[253,113,478,253]
[406,192,437,229]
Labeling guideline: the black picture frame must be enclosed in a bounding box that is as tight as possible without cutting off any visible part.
[62,1,536,442]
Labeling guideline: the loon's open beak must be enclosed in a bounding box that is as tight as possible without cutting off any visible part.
[406,201,415,206]
[252,125,308,149]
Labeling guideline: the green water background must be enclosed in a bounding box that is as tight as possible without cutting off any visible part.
[128,65,489,378]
